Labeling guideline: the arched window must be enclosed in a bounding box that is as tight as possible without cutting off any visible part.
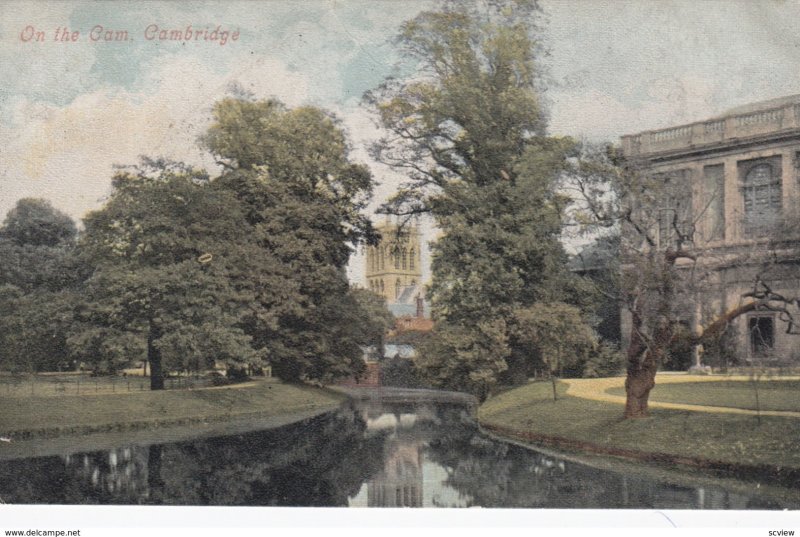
[394,249,400,270]
[395,279,401,299]
[380,279,384,294]
[380,247,385,270]
[742,162,781,236]
[409,248,415,270]
[401,248,407,270]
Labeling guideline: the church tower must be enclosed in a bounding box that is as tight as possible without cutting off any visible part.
[365,220,422,303]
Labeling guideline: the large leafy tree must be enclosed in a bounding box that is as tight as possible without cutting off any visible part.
[1,198,77,248]
[0,199,81,373]
[368,1,591,398]
[204,99,378,382]
[74,160,290,387]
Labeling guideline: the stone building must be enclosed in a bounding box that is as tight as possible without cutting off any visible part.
[365,220,422,303]
[621,95,800,366]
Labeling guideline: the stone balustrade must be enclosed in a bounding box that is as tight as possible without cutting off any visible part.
[621,100,800,157]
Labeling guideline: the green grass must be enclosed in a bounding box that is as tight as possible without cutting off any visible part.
[479,381,800,469]
[0,371,212,397]
[606,380,800,412]
[0,379,345,438]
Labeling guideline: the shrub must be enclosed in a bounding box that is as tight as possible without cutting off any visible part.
[380,356,427,388]
[582,340,624,378]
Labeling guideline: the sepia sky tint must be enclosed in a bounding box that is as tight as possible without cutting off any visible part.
[2,0,800,283]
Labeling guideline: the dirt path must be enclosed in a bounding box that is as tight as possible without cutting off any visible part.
[563,374,800,418]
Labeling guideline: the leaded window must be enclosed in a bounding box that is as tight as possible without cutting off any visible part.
[741,160,782,236]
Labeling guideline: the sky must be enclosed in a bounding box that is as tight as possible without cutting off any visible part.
[2,0,800,284]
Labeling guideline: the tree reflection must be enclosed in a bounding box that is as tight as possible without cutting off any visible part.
[0,399,791,509]
[423,408,780,509]
[155,405,385,506]
[0,404,384,506]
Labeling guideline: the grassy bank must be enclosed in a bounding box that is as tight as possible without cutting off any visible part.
[0,378,346,439]
[0,371,220,397]
[606,380,800,412]
[479,381,800,477]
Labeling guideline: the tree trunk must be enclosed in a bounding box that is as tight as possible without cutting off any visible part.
[623,358,658,418]
[623,292,763,418]
[551,350,560,401]
[623,307,667,418]
[147,320,164,390]
[622,247,683,418]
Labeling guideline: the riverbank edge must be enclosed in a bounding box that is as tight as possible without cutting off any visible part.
[476,419,800,490]
[0,404,348,462]
[0,382,348,441]
[477,425,800,505]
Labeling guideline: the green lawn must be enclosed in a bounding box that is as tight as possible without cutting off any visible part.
[0,371,213,397]
[480,381,800,470]
[0,379,345,438]
[606,380,800,412]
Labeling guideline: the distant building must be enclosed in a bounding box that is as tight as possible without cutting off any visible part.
[392,294,434,333]
[364,218,432,320]
[621,95,800,366]
[365,220,422,305]
[341,221,433,387]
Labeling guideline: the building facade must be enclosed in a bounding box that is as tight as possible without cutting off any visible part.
[621,95,800,366]
[365,220,423,303]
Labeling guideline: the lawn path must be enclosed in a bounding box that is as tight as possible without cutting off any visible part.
[563,374,800,418]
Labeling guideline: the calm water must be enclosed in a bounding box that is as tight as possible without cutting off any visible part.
[0,393,795,508]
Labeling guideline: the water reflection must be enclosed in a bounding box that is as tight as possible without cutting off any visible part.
[0,396,795,508]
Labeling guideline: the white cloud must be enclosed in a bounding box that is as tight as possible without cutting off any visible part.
[0,52,310,222]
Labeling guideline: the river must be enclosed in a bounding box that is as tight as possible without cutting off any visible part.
[0,389,796,508]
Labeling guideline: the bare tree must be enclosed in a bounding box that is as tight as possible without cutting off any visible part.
[563,144,800,418]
